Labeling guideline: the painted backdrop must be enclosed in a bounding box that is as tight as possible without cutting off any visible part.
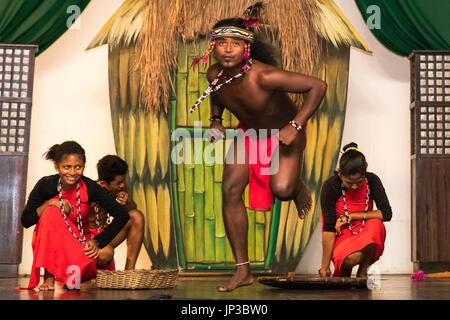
[87,0,369,273]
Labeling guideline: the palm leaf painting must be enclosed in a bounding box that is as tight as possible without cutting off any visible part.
[87,0,370,273]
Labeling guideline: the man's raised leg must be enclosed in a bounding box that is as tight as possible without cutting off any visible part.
[270,130,311,218]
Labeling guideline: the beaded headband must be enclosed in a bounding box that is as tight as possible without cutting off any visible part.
[211,26,255,43]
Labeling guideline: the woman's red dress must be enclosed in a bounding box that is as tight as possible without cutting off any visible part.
[27,179,97,289]
[331,180,386,277]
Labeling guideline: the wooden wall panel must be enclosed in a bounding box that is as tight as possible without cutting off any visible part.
[0,156,27,265]
[412,157,450,262]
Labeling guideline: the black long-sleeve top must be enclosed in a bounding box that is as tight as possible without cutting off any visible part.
[320,172,392,233]
[21,174,130,249]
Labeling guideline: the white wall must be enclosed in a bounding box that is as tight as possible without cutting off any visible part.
[296,0,412,274]
[19,0,413,275]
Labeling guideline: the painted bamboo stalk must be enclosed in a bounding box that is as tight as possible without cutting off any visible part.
[255,211,265,262]
[157,183,171,258]
[187,41,199,127]
[247,209,255,262]
[135,109,146,178]
[132,180,147,254]
[117,115,125,159]
[176,72,187,127]
[145,108,159,182]
[184,137,195,261]
[125,111,136,182]
[144,182,158,254]
[264,210,272,256]
[159,110,170,180]
[193,192,204,262]
[176,40,187,127]
[204,140,215,262]
[214,181,225,262]
[118,46,129,109]
[177,155,185,231]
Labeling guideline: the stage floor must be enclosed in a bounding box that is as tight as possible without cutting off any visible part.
[1,274,449,300]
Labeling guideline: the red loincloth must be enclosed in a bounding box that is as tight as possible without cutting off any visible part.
[23,179,97,289]
[237,123,279,211]
[331,180,386,277]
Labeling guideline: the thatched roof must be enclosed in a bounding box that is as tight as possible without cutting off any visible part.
[87,0,370,112]
[86,0,145,50]
[315,0,370,52]
[87,0,369,51]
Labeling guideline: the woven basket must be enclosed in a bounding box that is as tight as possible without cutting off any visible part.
[96,269,178,289]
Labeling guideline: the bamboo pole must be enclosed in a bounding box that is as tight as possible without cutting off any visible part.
[204,141,215,261]
[247,209,255,262]
[255,210,265,262]
[214,181,225,262]
[176,72,187,127]
[184,137,195,261]
[194,192,205,261]
[144,182,159,255]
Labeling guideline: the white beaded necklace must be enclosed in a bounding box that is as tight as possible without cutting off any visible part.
[341,178,370,235]
[58,178,85,243]
[189,59,253,113]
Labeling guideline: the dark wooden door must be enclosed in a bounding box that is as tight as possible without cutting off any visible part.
[409,50,450,273]
[0,156,28,276]
[0,44,38,277]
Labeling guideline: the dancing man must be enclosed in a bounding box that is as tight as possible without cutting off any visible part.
[191,17,327,291]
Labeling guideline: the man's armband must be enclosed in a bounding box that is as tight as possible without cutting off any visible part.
[288,120,303,132]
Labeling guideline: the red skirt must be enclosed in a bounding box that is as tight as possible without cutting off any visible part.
[237,123,279,211]
[332,181,386,277]
[26,179,97,289]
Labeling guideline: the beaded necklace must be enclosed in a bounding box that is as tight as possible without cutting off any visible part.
[94,203,112,233]
[58,178,85,243]
[341,178,370,235]
[94,203,101,233]
[189,58,253,113]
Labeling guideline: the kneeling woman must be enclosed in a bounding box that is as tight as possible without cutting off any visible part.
[21,141,130,290]
[319,143,392,278]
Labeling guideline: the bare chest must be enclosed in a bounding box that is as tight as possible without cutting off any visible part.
[216,79,269,114]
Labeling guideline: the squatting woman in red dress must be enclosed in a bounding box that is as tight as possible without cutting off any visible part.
[318,142,392,278]
[21,141,129,291]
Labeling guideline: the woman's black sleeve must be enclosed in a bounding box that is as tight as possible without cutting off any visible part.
[21,177,58,228]
[320,180,341,233]
[368,173,392,222]
[85,179,130,248]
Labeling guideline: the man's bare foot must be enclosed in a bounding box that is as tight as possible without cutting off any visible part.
[217,267,254,292]
[35,275,55,292]
[294,181,312,219]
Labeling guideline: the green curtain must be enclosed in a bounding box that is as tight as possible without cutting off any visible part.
[355,0,450,56]
[0,0,90,55]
